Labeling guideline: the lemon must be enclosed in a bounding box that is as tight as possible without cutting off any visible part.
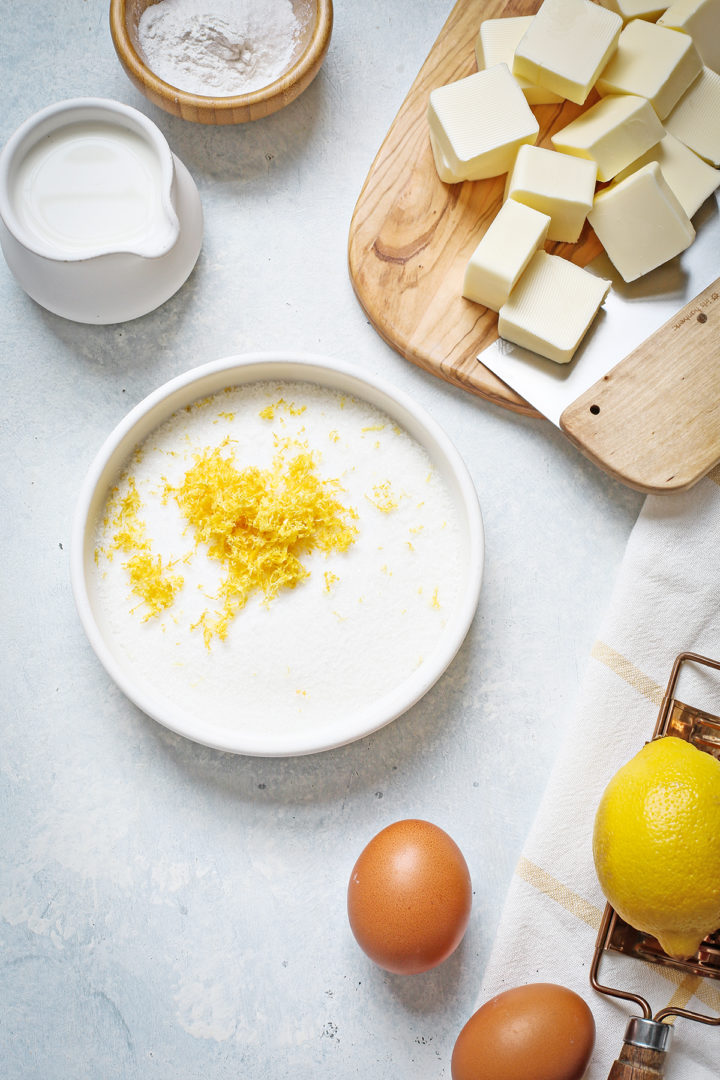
[592,736,720,959]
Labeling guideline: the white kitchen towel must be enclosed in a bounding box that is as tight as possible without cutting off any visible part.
[478,466,720,1079]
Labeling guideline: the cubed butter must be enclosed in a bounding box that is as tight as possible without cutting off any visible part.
[498,251,611,364]
[429,130,465,184]
[665,67,720,167]
[613,131,720,217]
[513,0,622,105]
[476,17,563,105]
[596,0,669,22]
[463,199,551,310]
[505,144,597,242]
[587,161,695,281]
[551,93,664,180]
[658,0,720,76]
[427,65,539,182]
[596,19,703,119]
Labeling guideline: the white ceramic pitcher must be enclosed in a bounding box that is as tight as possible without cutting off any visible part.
[0,98,202,324]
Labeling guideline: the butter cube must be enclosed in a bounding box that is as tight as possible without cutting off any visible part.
[463,200,551,310]
[429,130,465,184]
[596,19,703,119]
[665,67,720,167]
[613,131,720,217]
[596,0,669,22]
[498,251,611,364]
[551,93,664,180]
[427,65,539,182]
[513,0,622,106]
[659,0,720,76]
[505,144,597,242]
[588,162,695,281]
[476,17,563,105]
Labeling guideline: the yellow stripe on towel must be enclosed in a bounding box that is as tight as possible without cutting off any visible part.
[693,978,720,1018]
[516,859,720,1019]
[591,642,664,706]
[516,857,604,930]
[662,974,704,1022]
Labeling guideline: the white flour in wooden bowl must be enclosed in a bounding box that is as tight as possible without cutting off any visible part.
[137,0,303,97]
[90,380,467,742]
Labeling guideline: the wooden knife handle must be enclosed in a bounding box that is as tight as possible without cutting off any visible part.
[606,1042,667,1080]
[560,277,720,494]
[606,1018,672,1080]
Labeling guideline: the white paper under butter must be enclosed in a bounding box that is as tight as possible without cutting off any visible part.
[551,92,664,181]
[665,67,720,167]
[463,199,550,311]
[658,0,720,76]
[505,144,597,243]
[476,17,563,105]
[498,251,611,364]
[613,131,720,217]
[427,65,539,182]
[596,18,703,119]
[588,161,695,282]
[513,0,622,105]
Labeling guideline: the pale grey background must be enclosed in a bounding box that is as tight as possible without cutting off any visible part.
[1,3,642,1077]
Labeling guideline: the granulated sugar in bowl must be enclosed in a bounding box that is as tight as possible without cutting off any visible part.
[71,354,483,755]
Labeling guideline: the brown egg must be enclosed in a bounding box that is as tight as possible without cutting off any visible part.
[347,818,472,974]
[451,983,595,1080]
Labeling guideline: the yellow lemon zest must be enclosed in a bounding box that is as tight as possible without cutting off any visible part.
[169,444,358,646]
[366,480,400,513]
[105,478,184,619]
[259,398,307,421]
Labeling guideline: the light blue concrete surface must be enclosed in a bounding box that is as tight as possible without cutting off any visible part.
[0,3,643,1077]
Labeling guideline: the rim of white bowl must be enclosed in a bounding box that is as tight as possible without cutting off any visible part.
[70,352,484,757]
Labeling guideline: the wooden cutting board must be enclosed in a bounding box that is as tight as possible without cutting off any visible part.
[348,0,606,417]
[349,0,720,492]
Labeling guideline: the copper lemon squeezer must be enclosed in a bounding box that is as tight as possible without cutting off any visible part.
[589,652,720,1078]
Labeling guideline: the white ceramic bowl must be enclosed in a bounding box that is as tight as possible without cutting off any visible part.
[71,353,484,756]
[0,98,202,323]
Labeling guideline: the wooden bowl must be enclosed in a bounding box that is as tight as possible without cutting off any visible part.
[109,0,333,124]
